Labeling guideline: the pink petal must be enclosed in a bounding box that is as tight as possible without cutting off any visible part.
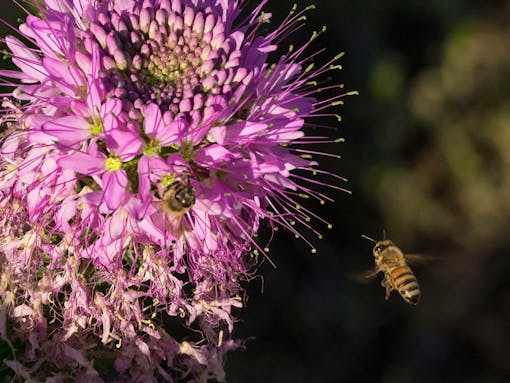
[105,212,126,240]
[42,116,90,146]
[266,119,305,141]
[87,78,104,110]
[208,125,226,144]
[103,170,128,210]
[102,98,122,120]
[137,156,170,200]
[108,129,143,160]
[5,36,45,82]
[138,214,166,245]
[82,190,104,207]
[55,198,77,232]
[222,121,268,143]
[143,103,164,137]
[0,69,35,80]
[25,16,70,58]
[195,144,237,165]
[137,156,151,200]
[187,124,210,146]
[189,209,218,252]
[70,100,89,118]
[157,119,185,145]
[42,57,84,90]
[44,0,70,12]
[57,152,104,174]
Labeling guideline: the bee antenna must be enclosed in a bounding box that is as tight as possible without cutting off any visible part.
[382,229,386,240]
[361,234,376,243]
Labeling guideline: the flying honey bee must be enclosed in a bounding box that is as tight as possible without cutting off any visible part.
[361,235,424,305]
[157,178,195,237]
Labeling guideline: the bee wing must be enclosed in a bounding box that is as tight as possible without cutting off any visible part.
[164,214,186,237]
[348,267,380,284]
[151,209,186,238]
[404,253,439,264]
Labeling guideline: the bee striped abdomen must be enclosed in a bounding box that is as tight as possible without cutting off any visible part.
[390,265,420,305]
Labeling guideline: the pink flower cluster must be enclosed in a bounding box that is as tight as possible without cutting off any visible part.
[0,0,348,381]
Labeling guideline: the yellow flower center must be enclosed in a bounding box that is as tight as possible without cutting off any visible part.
[161,174,176,188]
[104,157,122,172]
[90,116,103,136]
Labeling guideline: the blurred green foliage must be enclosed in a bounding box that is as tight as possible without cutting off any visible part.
[400,15,510,248]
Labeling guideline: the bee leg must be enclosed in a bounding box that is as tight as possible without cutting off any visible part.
[381,277,393,300]
[385,286,392,300]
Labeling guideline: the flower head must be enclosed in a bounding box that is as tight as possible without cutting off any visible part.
[0,0,349,381]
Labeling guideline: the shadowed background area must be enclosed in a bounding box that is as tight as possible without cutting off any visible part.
[1,1,509,382]
[227,1,510,382]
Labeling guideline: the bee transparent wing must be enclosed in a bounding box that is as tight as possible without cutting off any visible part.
[403,253,439,264]
[151,206,186,238]
[348,267,380,284]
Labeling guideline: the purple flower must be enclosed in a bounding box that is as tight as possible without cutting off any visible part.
[0,0,350,381]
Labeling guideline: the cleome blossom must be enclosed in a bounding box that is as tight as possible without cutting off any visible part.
[0,0,350,381]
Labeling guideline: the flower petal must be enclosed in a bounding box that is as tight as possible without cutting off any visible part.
[5,36,45,82]
[57,152,104,174]
[42,57,84,91]
[158,119,186,146]
[195,144,238,166]
[108,129,143,160]
[42,116,90,146]
[143,103,164,138]
[103,170,128,210]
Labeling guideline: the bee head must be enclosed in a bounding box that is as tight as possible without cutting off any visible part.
[373,240,394,256]
[175,185,195,208]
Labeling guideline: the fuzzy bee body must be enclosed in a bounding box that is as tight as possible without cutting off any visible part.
[161,180,195,216]
[157,179,195,237]
[370,240,421,305]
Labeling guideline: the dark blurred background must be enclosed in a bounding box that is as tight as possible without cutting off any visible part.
[2,1,510,382]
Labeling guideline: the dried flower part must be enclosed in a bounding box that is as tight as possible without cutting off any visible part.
[0,0,349,381]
